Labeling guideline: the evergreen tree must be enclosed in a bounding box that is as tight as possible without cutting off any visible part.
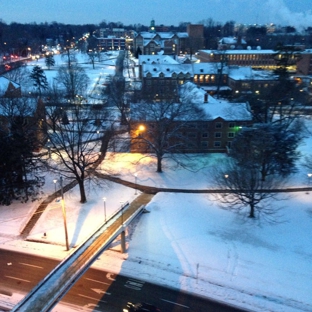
[45,53,55,70]
[29,65,48,96]
[0,98,44,205]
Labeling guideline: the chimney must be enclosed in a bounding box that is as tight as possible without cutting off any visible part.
[204,93,208,103]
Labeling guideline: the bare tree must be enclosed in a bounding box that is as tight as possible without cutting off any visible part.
[213,158,284,219]
[130,89,207,172]
[44,104,115,203]
[55,63,89,102]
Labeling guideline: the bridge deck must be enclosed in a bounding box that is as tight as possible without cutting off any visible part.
[12,193,154,312]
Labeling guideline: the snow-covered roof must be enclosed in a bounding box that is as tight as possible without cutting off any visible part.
[139,55,179,65]
[228,66,277,80]
[136,31,188,40]
[181,82,252,121]
[131,82,251,122]
[0,76,20,91]
[142,64,193,78]
[200,49,276,54]
[193,62,229,75]
[219,37,247,45]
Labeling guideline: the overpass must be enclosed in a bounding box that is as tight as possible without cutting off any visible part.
[11,193,154,312]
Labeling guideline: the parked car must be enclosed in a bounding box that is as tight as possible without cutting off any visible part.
[123,302,161,312]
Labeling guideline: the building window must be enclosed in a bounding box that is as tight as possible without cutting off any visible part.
[228,132,234,138]
[215,132,222,138]
[188,132,197,138]
[201,141,208,148]
[215,122,222,129]
[202,132,208,138]
[214,141,221,147]
[229,122,235,128]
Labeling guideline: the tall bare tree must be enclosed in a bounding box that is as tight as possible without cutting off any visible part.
[213,158,284,219]
[55,63,89,102]
[130,85,207,172]
[44,104,115,203]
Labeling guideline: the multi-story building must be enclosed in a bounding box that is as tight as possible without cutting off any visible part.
[197,48,312,75]
[130,83,252,153]
[96,36,126,51]
[133,21,204,56]
[140,63,193,101]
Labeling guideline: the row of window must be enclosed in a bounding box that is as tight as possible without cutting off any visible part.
[188,132,235,138]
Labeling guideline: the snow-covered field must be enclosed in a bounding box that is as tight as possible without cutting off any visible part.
[0,53,312,312]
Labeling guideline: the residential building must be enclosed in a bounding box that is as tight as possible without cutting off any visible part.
[96,36,126,51]
[140,63,193,101]
[133,21,204,56]
[130,83,252,153]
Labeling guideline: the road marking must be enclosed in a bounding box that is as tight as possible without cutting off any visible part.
[85,278,110,285]
[5,276,30,283]
[91,288,111,295]
[19,262,43,269]
[82,303,100,310]
[161,298,190,308]
[124,279,144,290]
[106,272,116,281]
[78,294,106,303]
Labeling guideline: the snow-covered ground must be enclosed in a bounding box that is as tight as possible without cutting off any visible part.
[1,52,312,312]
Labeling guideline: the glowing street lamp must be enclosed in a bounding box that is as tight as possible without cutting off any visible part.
[53,179,57,201]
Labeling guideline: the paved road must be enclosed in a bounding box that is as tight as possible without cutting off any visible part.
[0,249,249,312]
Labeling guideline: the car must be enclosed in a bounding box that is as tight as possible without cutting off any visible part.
[123,302,161,312]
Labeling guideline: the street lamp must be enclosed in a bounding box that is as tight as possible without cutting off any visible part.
[307,173,312,194]
[134,173,138,195]
[103,197,107,223]
[53,179,57,201]
[60,177,69,251]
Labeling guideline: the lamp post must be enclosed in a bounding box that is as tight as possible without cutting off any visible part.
[134,173,138,195]
[103,197,107,223]
[307,173,312,194]
[53,179,57,201]
[60,177,69,251]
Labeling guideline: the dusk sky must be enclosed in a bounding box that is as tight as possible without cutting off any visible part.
[1,0,312,29]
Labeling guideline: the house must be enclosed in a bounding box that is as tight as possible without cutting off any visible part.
[0,76,22,98]
[130,82,252,153]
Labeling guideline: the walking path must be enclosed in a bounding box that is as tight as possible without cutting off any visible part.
[20,171,312,240]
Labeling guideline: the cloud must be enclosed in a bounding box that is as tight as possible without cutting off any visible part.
[265,0,312,29]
